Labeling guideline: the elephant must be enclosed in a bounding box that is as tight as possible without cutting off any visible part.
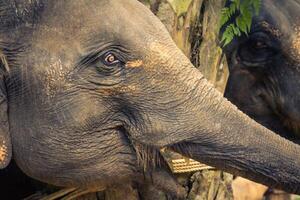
[224,0,300,142]
[1,0,300,197]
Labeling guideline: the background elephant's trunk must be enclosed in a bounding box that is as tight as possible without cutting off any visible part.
[168,75,300,194]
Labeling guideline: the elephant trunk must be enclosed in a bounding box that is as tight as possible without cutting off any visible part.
[131,41,300,194]
[169,73,300,194]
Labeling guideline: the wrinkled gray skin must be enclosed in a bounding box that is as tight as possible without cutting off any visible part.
[1,0,300,196]
[224,0,300,142]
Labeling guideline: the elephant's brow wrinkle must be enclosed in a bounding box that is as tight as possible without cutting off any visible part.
[77,52,99,68]
[74,42,110,70]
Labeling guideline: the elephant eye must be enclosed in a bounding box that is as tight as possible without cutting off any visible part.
[102,52,120,66]
[253,41,268,49]
[237,32,280,66]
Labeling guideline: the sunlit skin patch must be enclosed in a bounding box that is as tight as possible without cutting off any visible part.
[125,60,143,68]
[149,42,173,62]
[0,142,7,163]
[45,59,72,98]
[147,41,191,74]
[291,26,300,61]
[260,21,282,38]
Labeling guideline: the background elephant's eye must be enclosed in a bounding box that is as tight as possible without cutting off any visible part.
[103,52,120,66]
[253,41,268,49]
[237,32,280,66]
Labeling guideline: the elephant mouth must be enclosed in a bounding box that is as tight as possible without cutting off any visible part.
[119,126,170,173]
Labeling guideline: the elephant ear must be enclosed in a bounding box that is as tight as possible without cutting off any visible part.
[0,49,11,169]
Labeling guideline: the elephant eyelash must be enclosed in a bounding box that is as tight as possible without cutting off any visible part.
[76,46,132,70]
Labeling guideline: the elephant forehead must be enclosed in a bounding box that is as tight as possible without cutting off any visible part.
[36,0,166,43]
[263,0,300,19]
[260,0,300,36]
[27,0,172,68]
[259,0,300,64]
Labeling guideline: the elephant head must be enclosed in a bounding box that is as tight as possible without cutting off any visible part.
[1,0,300,195]
[224,0,300,142]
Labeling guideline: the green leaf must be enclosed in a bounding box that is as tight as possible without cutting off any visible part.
[235,0,241,8]
[229,2,237,15]
[241,7,252,32]
[252,0,261,15]
[219,0,261,46]
[236,15,247,34]
[232,25,241,36]
[220,8,231,27]
[221,25,235,46]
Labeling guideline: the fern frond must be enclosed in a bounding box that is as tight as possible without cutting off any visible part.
[219,0,261,46]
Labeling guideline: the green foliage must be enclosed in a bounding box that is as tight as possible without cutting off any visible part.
[220,0,261,46]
